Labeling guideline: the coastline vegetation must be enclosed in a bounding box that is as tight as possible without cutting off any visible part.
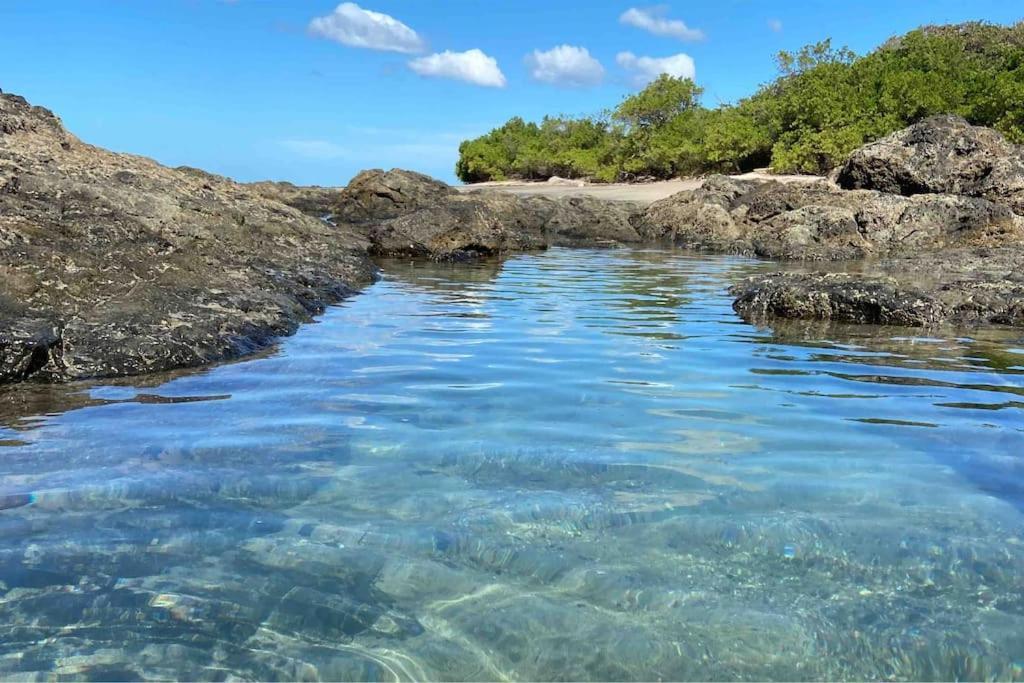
[455,21,1024,183]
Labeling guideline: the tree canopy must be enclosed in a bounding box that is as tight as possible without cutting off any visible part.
[455,21,1024,182]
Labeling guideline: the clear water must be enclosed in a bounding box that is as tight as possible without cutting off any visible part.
[1,248,1023,681]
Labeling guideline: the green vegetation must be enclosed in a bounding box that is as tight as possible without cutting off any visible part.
[456,21,1024,182]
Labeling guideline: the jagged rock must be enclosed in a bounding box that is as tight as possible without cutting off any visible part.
[335,168,456,224]
[638,175,1021,260]
[732,247,1024,328]
[836,115,1024,214]
[0,92,375,384]
[334,169,642,259]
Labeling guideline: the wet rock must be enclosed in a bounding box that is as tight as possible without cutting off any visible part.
[0,92,376,384]
[732,248,1024,328]
[836,115,1024,214]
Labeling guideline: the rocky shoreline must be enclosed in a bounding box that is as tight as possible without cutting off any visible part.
[0,93,642,384]
[3,92,1023,386]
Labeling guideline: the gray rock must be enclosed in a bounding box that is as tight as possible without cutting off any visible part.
[836,114,1024,214]
[637,174,1022,261]
[732,248,1024,328]
[333,168,643,260]
[0,92,376,384]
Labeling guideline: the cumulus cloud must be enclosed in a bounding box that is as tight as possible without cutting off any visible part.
[619,7,704,41]
[616,51,695,87]
[525,45,604,87]
[308,2,425,54]
[408,49,506,87]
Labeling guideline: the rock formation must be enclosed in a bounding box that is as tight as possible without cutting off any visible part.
[636,173,1021,261]
[0,93,375,384]
[836,115,1024,214]
[0,93,644,384]
[719,116,1024,328]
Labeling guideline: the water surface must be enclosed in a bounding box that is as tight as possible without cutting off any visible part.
[1,248,1023,680]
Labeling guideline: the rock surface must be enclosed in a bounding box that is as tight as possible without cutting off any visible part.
[0,93,375,384]
[732,248,1024,328]
[836,115,1024,214]
[332,169,643,260]
[637,174,1022,261]
[0,94,646,384]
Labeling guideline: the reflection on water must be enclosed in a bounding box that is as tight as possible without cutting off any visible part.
[1,248,1023,681]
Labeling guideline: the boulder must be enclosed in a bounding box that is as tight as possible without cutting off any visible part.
[836,115,1024,214]
[334,168,455,224]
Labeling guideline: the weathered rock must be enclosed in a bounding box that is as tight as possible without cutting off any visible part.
[836,115,1024,214]
[0,93,375,384]
[333,169,643,259]
[638,174,1022,261]
[244,179,343,219]
[732,248,1024,328]
[335,168,456,224]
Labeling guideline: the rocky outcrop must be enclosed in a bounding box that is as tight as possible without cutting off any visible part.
[732,248,1024,328]
[0,93,645,385]
[836,115,1024,214]
[721,117,1024,329]
[334,169,642,259]
[0,93,376,384]
[244,179,343,219]
[637,174,1021,261]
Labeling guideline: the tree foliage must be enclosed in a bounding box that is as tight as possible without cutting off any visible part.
[455,21,1024,182]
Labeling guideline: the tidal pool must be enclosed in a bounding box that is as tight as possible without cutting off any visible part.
[1,248,1022,681]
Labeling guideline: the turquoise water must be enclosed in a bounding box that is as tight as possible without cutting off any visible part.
[1,247,1023,681]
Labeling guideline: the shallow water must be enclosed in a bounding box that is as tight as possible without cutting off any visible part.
[1,248,1023,681]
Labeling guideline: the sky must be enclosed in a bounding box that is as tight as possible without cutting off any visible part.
[1,1,1020,185]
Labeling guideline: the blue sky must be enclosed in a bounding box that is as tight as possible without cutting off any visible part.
[1,1,1020,185]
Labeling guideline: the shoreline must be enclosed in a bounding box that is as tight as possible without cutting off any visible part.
[458,172,825,204]
[3,91,1023,387]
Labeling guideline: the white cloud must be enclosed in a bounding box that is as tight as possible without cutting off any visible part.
[619,7,704,41]
[616,51,696,87]
[280,139,349,160]
[408,49,506,88]
[768,18,783,33]
[308,2,425,54]
[525,45,604,87]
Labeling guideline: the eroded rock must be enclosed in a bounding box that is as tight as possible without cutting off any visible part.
[638,175,1022,261]
[0,93,376,384]
[836,115,1024,214]
[732,248,1024,328]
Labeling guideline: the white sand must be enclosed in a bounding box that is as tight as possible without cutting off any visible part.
[459,172,826,204]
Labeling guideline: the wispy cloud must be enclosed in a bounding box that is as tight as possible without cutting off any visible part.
[308,2,425,54]
[525,45,604,87]
[768,18,783,33]
[620,7,705,42]
[616,51,696,87]
[408,49,506,87]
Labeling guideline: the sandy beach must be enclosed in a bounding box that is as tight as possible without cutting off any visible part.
[459,172,826,204]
